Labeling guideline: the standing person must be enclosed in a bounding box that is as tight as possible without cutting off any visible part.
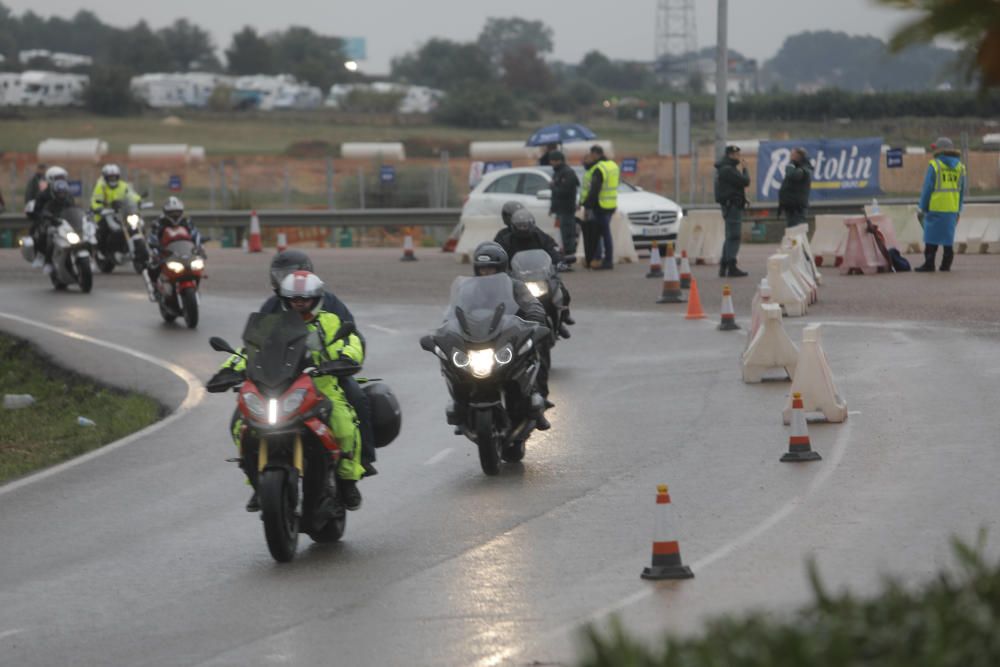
[538,142,560,166]
[578,154,601,268]
[582,145,619,271]
[548,150,579,266]
[778,147,813,229]
[24,163,47,205]
[714,145,751,277]
[915,137,966,273]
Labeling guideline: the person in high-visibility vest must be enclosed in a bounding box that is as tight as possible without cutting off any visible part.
[578,154,603,267]
[916,137,966,272]
[581,145,619,270]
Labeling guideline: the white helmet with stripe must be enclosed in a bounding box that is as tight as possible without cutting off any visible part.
[279,270,324,319]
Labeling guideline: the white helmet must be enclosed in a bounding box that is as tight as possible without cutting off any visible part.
[163,196,184,222]
[279,270,325,319]
[101,163,121,184]
[44,166,68,184]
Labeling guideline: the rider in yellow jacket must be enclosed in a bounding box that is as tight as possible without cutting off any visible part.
[90,163,140,216]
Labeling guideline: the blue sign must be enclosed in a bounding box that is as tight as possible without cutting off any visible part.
[484,161,512,173]
[168,175,182,192]
[886,148,904,169]
[343,37,367,61]
[68,180,82,197]
[621,157,638,175]
[379,165,396,184]
[757,137,882,201]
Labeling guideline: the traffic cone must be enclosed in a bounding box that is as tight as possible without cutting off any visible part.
[441,221,462,253]
[718,284,740,331]
[247,210,263,253]
[276,232,288,253]
[780,392,822,463]
[656,243,686,303]
[684,277,706,319]
[646,242,664,278]
[401,234,418,261]
[679,250,693,289]
[641,485,694,580]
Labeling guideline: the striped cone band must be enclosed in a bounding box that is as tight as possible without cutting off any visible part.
[642,483,694,579]
[789,392,811,448]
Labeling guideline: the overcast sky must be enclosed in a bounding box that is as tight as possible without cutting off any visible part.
[5,0,916,73]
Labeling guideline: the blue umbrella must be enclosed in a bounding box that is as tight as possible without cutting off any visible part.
[526,123,597,147]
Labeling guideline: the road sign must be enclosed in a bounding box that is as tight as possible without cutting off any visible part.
[379,165,396,184]
[68,180,82,197]
[621,158,638,175]
[658,101,691,157]
[886,148,904,169]
[168,175,182,192]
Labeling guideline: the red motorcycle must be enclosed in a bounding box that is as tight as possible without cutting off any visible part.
[152,226,205,328]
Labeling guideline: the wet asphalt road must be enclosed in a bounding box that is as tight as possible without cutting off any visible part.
[1,247,999,666]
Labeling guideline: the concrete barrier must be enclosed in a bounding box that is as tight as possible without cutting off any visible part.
[810,215,848,267]
[958,204,1000,254]
[742,303,798,383]
[983,219,1000,254]
[782,324,847,424]
[677,209,723,265]
[766,254,808,317]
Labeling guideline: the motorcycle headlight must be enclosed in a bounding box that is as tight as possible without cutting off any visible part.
[468,348,495,378]
[526,281,548,297]
[166,260,185,273]
[267,398,278,425]
[282,388,307,414]
[494,344,513,365]
[126,214,140,229]
[452,350,470,368]
[190,258,205,271]
[65,231,81,245]
[243,391,266,418]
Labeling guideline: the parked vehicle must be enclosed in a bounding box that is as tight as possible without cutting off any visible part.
[20,206,96,292]
[151,225,205,328]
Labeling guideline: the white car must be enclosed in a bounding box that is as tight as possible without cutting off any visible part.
[462,166,683,248]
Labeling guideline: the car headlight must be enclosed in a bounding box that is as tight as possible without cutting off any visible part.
[190,258,205,271]
[166,260,185,273]
[243,392,266,418]
[452,350,470,368]
[126,214,140,229]
[282,388,307,414]
[526,281,548,297]
[65,231,81,245]
[468,348,495,378]
[494,344,513,365]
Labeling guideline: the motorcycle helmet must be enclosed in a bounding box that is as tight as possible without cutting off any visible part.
[101,163,121,188]
[162,196,184,223]
[279,270,324,321]
[269,249,314,293]
[500,200,524,228]
[510,208,537,238]
[472,241,509,276]
[51,179,71,203]
[362,382,401,448]
[45,166,68,184]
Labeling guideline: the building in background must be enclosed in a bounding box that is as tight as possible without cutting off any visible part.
[18,49,93,69]
[131,73,234,109]
[0,70,88,107]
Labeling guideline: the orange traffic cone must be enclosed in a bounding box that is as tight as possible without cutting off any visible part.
[685,277,706,319]
[276,232,288,253]
[441,221,462,253]
[247,210,263,253]
[679,250,693,289]
[781,392,822,463]
[718,284,740,331]
[646,242,664,278]
[401,234,418,261]
[641,484,694,580]
[656,243,686,303]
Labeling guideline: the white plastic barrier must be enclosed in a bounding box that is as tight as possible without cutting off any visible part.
[454,215,504,263]
[573,211,639,264]
[742,303,798,383]
[562,140,614,160]
[983,219,1000,254]
[953,215,972,252]
[677,209,723,265]
[809,215,848,267]
[781,237,818,304]
[958,204,1000,254]
[783,227,823,286]
[341,142,406,160]
[127,144,192,162]
[766,254,808,317]
[469,141,537,161]
[782,324,847,424]
[745,278,772,353]
[865,204,923,253]
[37,138,109,162]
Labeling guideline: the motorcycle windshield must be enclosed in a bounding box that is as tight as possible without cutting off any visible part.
[60,207,87,233]
[165,239,195,259]
[241,311,310,393]
[510,249,553,284]
[443,274,520,345]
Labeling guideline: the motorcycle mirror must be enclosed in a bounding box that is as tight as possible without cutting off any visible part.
[419,335,435,352]
[140,202,154,210]
[209,336,236,354]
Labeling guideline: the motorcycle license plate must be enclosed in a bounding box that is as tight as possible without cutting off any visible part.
[642,225,670,236]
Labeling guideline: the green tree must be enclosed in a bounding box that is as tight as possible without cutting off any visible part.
[477,17,553,67]
[226,26,274,75]
[391,39,494,90]
[269,26,347,91]
[434,84,519,128]
[84,65,140,115]
[502,46,553,93]
[158,19,221,71]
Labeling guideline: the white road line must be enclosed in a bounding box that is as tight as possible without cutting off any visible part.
[423,448,454,466]
[368,323,400,335]
[848,410,863,416]
[0,312,205,498]
[0,629,25,640]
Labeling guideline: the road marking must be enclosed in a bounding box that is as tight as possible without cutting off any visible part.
[423,448,454,466]
[0,629,25,640]
[368,323,400,335]
[848,410,863,416]
[0,311,205,498]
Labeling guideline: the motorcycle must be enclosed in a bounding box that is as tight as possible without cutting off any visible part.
[150,226,205,329]
[207,312,401,563]
[510,249,567,348]
[20,206,97,293]
[420,274,550,476]
[95,197,154,275]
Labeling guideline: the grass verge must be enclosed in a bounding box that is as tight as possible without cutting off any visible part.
[0,333,163,484]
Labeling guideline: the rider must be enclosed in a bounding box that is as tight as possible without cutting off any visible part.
[260,250,377,478]
[214,270,366,511]
[90,164,140,253]
[500,200,524,229]
[145,196,203,293]
[35,179,77,273]
[27,166,69,270]
[471,241,551,431]
[494,208,574,338]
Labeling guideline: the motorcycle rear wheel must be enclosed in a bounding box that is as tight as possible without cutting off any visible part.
[476,410,501,476]
[259,468,299,563]
[181,288,199,329]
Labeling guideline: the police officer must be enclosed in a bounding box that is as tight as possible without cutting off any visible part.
[916,137,966,272]
[714,145,751,277]
[778,147,813,229]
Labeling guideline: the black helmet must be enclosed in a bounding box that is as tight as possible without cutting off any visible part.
[510,208,537,238]
[51,179,71,202]
[362,382,401,448]
[472,241,509,276]
[500,200,524,228]
[269,249,314,293]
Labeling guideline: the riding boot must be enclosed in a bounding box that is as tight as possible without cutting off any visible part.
[719,259,729,277]
[939,246,954,272]
[915,243,937,272]
[728,261,749,277]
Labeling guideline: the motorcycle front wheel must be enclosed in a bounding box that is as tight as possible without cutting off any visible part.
[502,439,526,463]
[158,299,177,323]
[475,409,501,476]
[259,468,299,563]
[181,288,198,329]
[97,254,116,274]
[76,256,93,293]
[131,239,149,274]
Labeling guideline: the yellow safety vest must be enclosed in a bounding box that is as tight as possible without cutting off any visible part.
[581,163,599,202]
[928,159,965,213]
[596,160,620,210]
